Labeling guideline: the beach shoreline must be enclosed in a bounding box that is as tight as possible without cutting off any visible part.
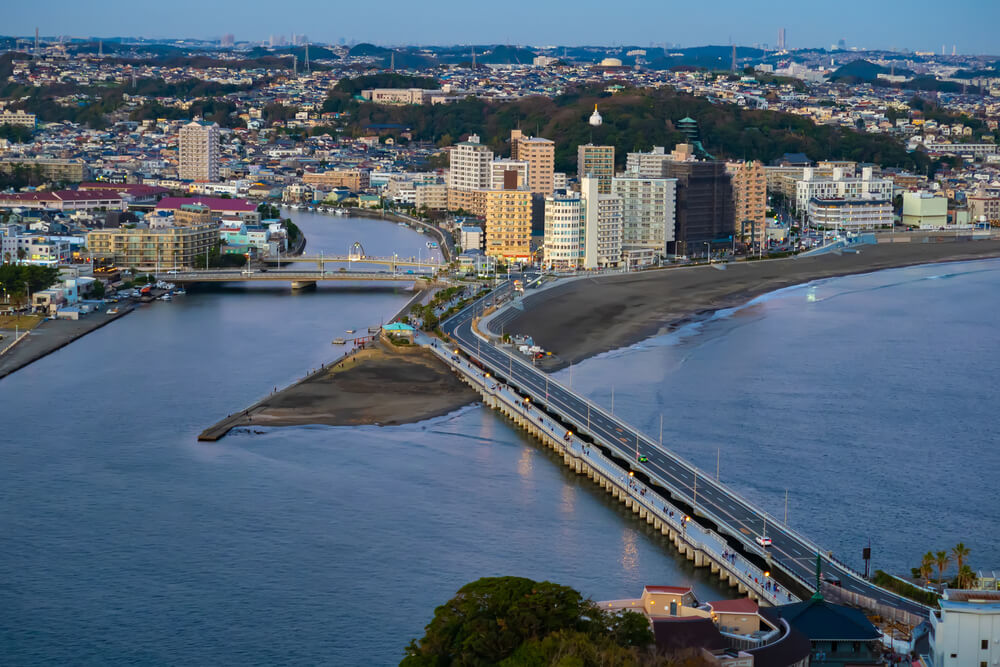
[502,240,1000,371]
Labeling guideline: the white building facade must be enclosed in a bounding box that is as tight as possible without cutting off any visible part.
[806,196,893,230]
[447,134,494,191]
[543,191,583,269]
[580,177,622,269]
[795,167,892,212]
[611,176,676,258]
[930,590,1000,667]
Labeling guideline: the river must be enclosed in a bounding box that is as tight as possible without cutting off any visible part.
[0,211,729,666]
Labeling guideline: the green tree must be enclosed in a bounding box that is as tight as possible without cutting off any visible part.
[89,280,106,298]
[935,550,951,586]
[952,543,970,573]
[956,564,976,589]
[402,577,653,666]
[920,552,935,584]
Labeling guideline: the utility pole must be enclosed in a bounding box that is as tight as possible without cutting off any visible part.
[716,448,720,481]
[784,489,789,524]
[611,385,614,414]
[659,414,663,448]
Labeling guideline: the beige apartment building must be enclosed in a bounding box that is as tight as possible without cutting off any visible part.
[726,160,767,247]
[0,110,37,127]
[360,88,442,105]
[178,120,220,182]
[303,168,370,191]
[510,130,554,196]
[414,182,448,210]
[485,188,533,261]
[173,203,214,227]
[968,190,1000,225]
[490,159,529,190]
[88,223,217,269]
[577,144,615,194]
[0,158,87,183]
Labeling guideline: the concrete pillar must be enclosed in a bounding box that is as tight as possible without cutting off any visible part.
[290,281,317,290]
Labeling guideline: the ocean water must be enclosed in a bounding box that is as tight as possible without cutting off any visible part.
[558,259,1000,578]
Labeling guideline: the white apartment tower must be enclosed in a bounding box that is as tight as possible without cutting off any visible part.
[581,176,623,269]
[612,176,676,259]
[795,167,892,212]
[179,120,220,182]
[543,191,583,269]
[448,134,494,191]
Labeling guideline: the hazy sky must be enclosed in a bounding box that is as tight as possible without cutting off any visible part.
[8,0,1000,54]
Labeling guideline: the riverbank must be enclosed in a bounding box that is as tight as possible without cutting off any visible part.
[0,305,135,380]
[505,239,1000,370]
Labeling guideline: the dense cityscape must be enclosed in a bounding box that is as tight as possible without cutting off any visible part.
[2,13,999,667]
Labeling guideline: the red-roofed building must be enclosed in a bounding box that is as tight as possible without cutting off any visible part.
[79,182,170,205]
[0,190,125,212]
[155,196,259,222]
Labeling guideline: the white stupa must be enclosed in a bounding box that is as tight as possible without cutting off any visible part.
[588,104,603,127]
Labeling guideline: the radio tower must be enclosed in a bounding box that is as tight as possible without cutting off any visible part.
[305,43,310,74]
[34,27,40,59]
[731,44,737,71]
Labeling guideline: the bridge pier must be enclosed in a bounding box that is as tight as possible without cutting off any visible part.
[290,281,317,290]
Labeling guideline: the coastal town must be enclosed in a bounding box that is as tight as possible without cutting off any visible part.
[2,22,999,667]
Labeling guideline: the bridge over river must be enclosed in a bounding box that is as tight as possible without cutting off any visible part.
[440,282,930,621]
[158,268,434,289]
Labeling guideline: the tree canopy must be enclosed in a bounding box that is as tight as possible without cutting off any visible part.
[326,84,931,174]
[401,576,678,667]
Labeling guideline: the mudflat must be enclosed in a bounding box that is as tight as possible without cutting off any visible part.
[504,240,1000,370]
[240,342,478,429]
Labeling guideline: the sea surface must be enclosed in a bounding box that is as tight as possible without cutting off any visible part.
[2,217,997,664]
[557,258,1000,580]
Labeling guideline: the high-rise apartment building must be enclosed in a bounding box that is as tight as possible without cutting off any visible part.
[490,159,529,190]
[543,190,583,269]
[580,177,623,269]
[662,160,735,256]
[178,121,220,182]
[611,176,676,262]
[447,134,493,214]
[510,130,554,196]
[625,146,672,178]
[577,144,615,194]
[726,160,767,249]
[485,188,533,262]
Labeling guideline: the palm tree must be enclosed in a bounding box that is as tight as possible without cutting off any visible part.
[952,543,970,574]
[920,552,935,584]
[957,564,976,589]
[935,550,952,587]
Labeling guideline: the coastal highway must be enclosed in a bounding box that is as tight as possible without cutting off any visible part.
[442,284,929,618]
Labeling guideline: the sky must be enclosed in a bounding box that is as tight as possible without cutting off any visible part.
[8,0,1000,55]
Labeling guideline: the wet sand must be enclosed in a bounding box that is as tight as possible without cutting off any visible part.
[504,240,1000,371]
[200,341,478,438]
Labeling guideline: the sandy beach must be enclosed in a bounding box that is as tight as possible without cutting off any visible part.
[200,341,478,438]
[503,239,1000,370]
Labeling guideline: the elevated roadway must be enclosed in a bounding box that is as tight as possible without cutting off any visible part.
[442,283,929,619]
[157,268,432,286]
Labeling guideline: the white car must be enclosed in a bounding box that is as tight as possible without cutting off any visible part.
[756,536,772,547]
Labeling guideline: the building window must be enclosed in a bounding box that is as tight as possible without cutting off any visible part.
[983,640,989,650]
